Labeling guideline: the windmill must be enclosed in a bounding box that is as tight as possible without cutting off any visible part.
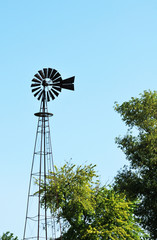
[23,68,75,240]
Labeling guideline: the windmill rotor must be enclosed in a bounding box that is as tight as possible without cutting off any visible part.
[31,68,75,101]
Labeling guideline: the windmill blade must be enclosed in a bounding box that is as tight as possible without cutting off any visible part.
[43,68,48,78]
[38,70,45,79]
[53,77,62,83]
[49,90,55,100]
[51,72,60,81]
[32,86,41,93]
[52,82,61,87]
[34,73,43,81]
[61,84,74,91]
[34,89,42,97]
[32,78,41,84]
[37,90,43,100]
[62,76,75,84]
[51,89,59,97]
[53,86,61,92]
[31,83,41,87]
[48,68,53,78]
[47,91,50,102]
[50,69,57,79]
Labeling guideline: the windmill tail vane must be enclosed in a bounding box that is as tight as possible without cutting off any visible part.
[23,68,75,240]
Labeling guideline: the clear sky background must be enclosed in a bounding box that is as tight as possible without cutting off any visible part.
[0,0,157,238]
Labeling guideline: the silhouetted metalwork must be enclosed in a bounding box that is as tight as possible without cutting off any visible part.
[31,68,75,101]
[23,68,75,240]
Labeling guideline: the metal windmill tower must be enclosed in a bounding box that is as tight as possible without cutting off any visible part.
[23,68,75,240]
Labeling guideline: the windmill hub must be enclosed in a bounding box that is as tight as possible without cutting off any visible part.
[42,79,48,87]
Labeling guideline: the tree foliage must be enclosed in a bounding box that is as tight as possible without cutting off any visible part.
[114,90,157,239]
[39,162,146,239]
[0,232,18,240]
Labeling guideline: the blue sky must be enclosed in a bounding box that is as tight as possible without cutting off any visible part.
[0,0,157,238]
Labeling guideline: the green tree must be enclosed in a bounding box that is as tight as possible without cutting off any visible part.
[0,232,18,240]
[39,162,147,239]
[114,90,157,239]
